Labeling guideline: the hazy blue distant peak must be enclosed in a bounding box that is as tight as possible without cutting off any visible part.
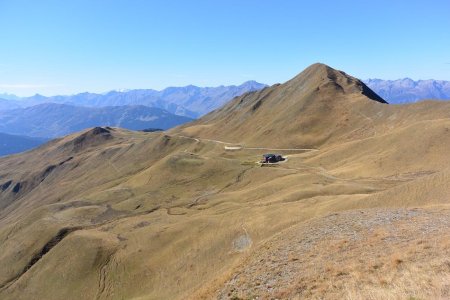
[31,93,47,98]
[108,89,132,93]
[3,81,267,118]
[373,78,417,88]
[365,78,447,84]
[365,78,450,104]
[0,81,266,118]
[240,80,267,87]
[0,93,20,101]
[19,93,49,103]
[100,81,265,95]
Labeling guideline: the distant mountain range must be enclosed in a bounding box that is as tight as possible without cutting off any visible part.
[0,81,266,118]
[0,132,49,157]
[0,93,20,101]
[2,79,449,116]
[0,103,193,138]
[1,78,449,152]
[0,82,264,155]
[365,79,450,104]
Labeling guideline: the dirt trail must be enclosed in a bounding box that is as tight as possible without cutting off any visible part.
[176,135,319,152]
[177,134,343,181]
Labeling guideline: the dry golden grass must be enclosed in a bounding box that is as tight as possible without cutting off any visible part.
[0,64,449,299]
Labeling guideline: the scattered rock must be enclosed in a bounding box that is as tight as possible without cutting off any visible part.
[233,233,252,252]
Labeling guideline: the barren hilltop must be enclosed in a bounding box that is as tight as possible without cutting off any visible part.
[0,63,449,299]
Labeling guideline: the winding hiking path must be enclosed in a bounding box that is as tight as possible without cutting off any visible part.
[176,135,319,152]
[174,134,351,183]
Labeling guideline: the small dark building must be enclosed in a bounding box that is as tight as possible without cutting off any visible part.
[262,154,285,163]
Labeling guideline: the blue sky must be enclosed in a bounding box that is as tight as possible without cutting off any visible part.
[1,0,450,96]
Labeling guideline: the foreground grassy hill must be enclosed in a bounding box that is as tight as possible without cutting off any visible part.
[0,63,449,299]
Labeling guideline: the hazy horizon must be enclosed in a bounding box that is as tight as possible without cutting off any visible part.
[0,79,266,98]
[3,75,450,98]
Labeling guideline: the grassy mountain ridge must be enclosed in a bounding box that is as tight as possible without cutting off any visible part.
[0,63,449,299]
[173,63,389,148]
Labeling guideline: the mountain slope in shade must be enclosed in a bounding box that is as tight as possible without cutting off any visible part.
[0,133,49,156]
[0,103,193,138]
[0,63,449,299]
[11,81,267,118]
[365,78,450,103]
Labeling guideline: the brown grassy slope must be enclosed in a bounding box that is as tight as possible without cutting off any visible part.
[0,63,449,299]
[0,127,261,299]
[173,64,450,151]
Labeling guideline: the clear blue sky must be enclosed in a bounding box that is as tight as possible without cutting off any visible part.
[1,0,450,96]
